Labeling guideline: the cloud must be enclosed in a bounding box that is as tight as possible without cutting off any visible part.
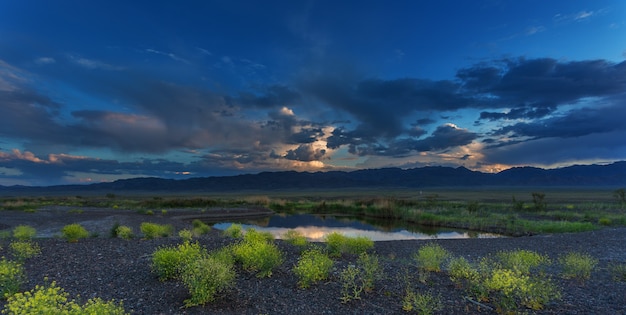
[284,144,327,161]
[34,57,56,65]
[145,49,190,64]
[68,55,124,70]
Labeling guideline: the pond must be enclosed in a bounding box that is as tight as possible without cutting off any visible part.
[212,213,502,241]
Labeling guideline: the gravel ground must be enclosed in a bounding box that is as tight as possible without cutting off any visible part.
[1,207,625,314]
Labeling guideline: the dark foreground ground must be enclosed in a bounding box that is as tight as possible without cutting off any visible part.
[1,207,625,314]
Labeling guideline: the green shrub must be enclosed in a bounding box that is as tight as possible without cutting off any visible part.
[2,281,128,314]
[293,248,334,288]
[61,224,89,242]
[447,256,479,286]
[12,225,36,240]
[325,232,347,257]
[484,268,560,311]
[151,241,207,281]
[340,265,363,303]
[115,226,134,240]
[181,256,236,307]
[344,236,374,255]
[243,228,274,243]
[598,217,612,226]
[402,290,442,314]
[191,219,211,236]
[325,232,373,257]
[222,223,244,238]
[495,249,550,274]
[178,229,194,242]
[414,243,449,272]
[358,252,382,292]
[140,222,173,239]
[609,263,626,282]
[559,251,598,281]
[0,258,24,298]
[9,241,41,261]
[231,238,283,278]
[283,229,308,247]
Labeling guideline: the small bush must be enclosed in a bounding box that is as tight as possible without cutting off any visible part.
[293,248,334,288]
[191,219,211,236]
[61,224,89,242]
[402,290,442,314]
[115,226,134,240]
[9,241,41,261]
[283,229,308,247]
[0,258,24,298]
[358,252,382,292]
[325,232,373,257]
[2,281,128,314]
[559,251,598,281]
[447,256,479,286]
[181,256,236,307]
[231,238,283,278]
[609,263,626,282]
[178,229,194,242]
[12,225,36,240]
[243,228,274,243]
[223,223,243,239]
[414,243,449,272]
[496,249,550,274]
[140,222,173,239]
[151,241,207,281]
[340,265,363,303]
[598,217,612,226]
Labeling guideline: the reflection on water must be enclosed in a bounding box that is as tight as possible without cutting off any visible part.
[212,214,501,241]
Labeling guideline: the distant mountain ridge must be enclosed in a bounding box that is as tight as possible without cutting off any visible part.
[1,161,625,194]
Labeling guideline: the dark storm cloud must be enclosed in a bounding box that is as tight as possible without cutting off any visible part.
[491,104,626,141]
[479,105,556,120]
[284,144,326,161]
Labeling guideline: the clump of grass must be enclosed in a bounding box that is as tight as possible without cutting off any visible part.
[9,241,41,261]
[283,229,308,247]
[61,223,89,242]
[222,223,244,239]
[495,249,550,274]
[414,243,449,272]
[181,255,236,307]
[3,281,128,314]
[178,229,194,242]
[609,262,626,282]
[115,225,134,240]
[293,248,334,288]
[0,258,25,298]
[559,251,598,281]
[231,235,283,278]
[402,289,442,314]
[243,228,274,243]
[140,222,173,239]
[191,219,211,236]
[447,256,479,287]
[12,225,36,240]
[151,241,207,281]
[325,232,373,257]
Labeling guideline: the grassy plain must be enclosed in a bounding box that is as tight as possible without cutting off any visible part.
[1,187,624,236]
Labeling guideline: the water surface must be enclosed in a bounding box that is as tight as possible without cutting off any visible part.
[213,213,501,241]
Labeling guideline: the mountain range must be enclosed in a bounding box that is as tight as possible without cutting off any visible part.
[1,161,625,194]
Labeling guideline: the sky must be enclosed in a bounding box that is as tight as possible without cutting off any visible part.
[0,0,625,186]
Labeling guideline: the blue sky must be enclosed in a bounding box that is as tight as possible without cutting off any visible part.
[0,0,625,186]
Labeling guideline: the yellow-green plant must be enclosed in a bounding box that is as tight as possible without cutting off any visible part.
[12,225,36,240]
[231,237,283,278]
[559,251,598,281]
[140,222,173,239]
[151,241,207,281]
[283,229,308,247]
[115,226,133,240]
[293,248,334,288]
[495,249,550,275]
[222,223,243,238]
[609,263,626,282]
[358,252,382,292]
[178,229,194,242]
[0,258,24,298]
[61,224,89,242]
[414,243,449,272]
[1,281,127,314]
[243,228,274,243]
[181,255,236,307]
[340,265,363,303]
[325,232,347,257]
[402,289,442,314]
[325,232,374,257]
[191,219,211,236]
[9,241,41,261]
